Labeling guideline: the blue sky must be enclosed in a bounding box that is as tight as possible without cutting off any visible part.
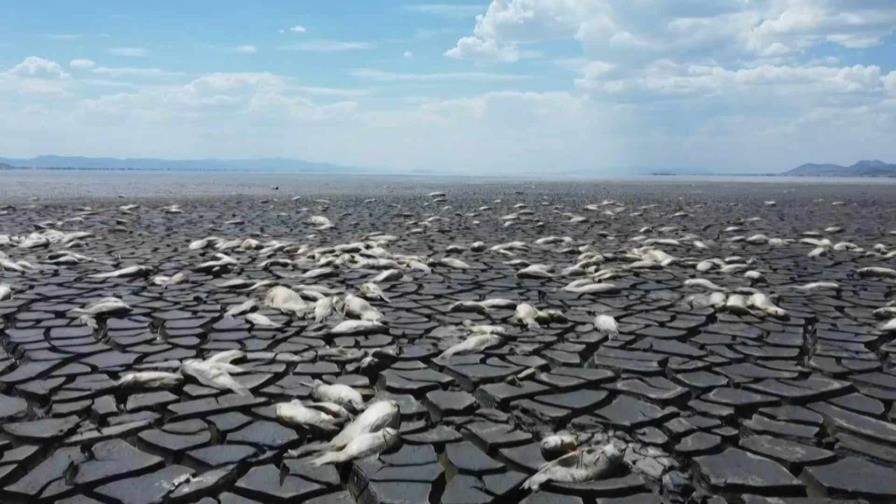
[1,1,895,174]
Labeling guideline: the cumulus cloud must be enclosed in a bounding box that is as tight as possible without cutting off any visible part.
[288,25,307,33]
[448,1,896,61]
[0,56,71,95]
[7,56,69,79]
[885,71,896,95]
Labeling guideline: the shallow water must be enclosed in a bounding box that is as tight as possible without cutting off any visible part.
[1,169,894,203]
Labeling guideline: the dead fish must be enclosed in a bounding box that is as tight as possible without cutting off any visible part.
[89,265,153,279]
[117,371,183,389]
[371,270,402,283]
[562,282,618,295]
[307,379,364,411]
[450,300,490,314]
[294,399,400,456]
[723,294,750,315]
[512,303,541,329]
[696,260,716,272]
[264,286,310,316]
[593,314,618,340]
[360,282,389,302]
[188,236,220,250]
[512,303,565,330]
[309,215,334,230]
[748,292,788,318]
[858,267,896,279]
[312,427,399,466]
[307,401,353,422]
[540,432,577,460]
[517,264,555,279]
[463,321,507,335]
[275,399,343,432]
[872,306,896,319]
[313,296,336,322]
[522,443,624,491]
[195,253,238,273]
[245,312,282,328]
[70,297,131,329]
[794,281,840,292]
[435,257,470,269]
[224,298,257,318]
[0,257,28,272]
[181,350,250,396]
[329,319,385,335]
[339,294,383,321]
[744,270,764,282]
[880,318,896,332]
[449,298,516,314]
[216,278,256,289]
[303,267,335,279]
[686,291,727,309]
[152,271,187,287]
[0,283,11,301]
[439,333,503,359]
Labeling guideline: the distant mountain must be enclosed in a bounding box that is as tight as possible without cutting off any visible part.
[784,160,896,177]
[0,155,363,173]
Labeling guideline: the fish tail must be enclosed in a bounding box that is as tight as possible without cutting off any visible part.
[231,382,252,397]
[289,442,328,457]
[521,475,540,491]
[79,315,98,330]
[311,451,341,466]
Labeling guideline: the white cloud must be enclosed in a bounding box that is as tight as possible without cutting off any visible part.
[8,56,69,80]
[885,71,896,95]
[107,47,149,57]
[234,45,257,54]
[0,56,71,95]
[279,40,373,52]
[446,36,526,62]
[352,68,529,82]
[403,50,414,58]
[288,25,307,34]
[448,1,896,61]
[69,58,96,70]
[91,66,184,79]
[577,61,888,97]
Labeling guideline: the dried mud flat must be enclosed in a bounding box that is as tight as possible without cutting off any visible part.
[1,183,896,504]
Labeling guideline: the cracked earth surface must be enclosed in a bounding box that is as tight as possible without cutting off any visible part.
[1,183,895,504]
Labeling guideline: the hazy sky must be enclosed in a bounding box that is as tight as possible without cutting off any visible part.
[1,0,895,174]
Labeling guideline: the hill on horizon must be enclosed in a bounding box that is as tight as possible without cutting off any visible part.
[783,160,896,177]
